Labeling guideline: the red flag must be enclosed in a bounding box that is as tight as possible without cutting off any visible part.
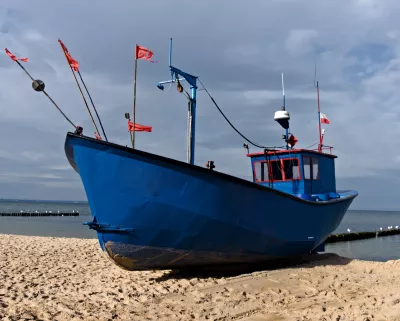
[320,113,330,124]
[58,39,79,72]
[288,134,298,148]
[134,123,152,132]
[128,120,152,132]
[94,132,102,140]
[4,48,28,62]
[135,44,157,63]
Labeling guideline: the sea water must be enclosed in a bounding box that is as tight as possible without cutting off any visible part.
[0,200,398,261]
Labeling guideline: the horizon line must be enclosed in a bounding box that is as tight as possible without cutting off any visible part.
[0,198,88,204]
[0,198,399,212]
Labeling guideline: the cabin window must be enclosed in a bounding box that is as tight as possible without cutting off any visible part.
[254,158,300,182]
[254,161,266,181]
[282,158,300,180]
[303,156,311,179]
[270,161,283,181]
[303,156,320,180]
[312,158,320,179]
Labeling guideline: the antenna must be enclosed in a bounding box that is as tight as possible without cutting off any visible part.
[157,38,186,90]
[282,72,285,110]
[169,38,172,66]
[314,60,323,152]
[282,73,289,149]
[274,73,290,146]
[316,81,322,152]
[314,61,317,88]
[169,38,173,82]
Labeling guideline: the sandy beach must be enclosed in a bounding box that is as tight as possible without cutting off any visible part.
[0,234,399,321]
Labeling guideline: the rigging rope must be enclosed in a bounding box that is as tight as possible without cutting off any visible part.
[304,142,319,149]
[16,61,77,129]
[197,77,284,150]
[197,78,322,153]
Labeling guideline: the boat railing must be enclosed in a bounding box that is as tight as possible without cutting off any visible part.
[311,145,334,154]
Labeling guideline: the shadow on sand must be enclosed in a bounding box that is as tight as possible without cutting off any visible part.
[154,253,353,282]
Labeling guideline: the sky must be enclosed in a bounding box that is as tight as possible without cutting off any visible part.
[0,0,400,210]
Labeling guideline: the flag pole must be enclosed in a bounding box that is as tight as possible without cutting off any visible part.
[76,71,108,141]
[132,44,138,149]
[59,45,100,137]
[317,81,322,152]
[124,113,134,145]
[129,119,134,143]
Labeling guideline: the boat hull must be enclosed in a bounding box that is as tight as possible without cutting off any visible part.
[65,133,357,271]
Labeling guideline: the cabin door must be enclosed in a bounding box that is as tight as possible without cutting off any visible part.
[303,156,313,195]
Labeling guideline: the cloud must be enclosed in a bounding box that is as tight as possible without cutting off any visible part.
[285,29,319,56]
[0,0,399,209]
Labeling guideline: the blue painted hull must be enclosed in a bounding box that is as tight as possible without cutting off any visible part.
[64,133,357,270]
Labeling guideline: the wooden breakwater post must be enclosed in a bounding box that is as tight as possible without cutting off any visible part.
[325,229,400,244]
[0,211,79,217]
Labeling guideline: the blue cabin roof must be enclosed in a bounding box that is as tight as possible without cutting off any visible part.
[247,149,338,201]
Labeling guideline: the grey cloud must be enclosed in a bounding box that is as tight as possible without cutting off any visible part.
[0,0,399,209]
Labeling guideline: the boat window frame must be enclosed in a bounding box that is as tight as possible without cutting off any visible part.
[303,155,320,180]
[253,157,302,183]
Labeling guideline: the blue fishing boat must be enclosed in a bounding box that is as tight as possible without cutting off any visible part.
[65,132,357,270]
[63,39,358,271]
[5,40,357,271]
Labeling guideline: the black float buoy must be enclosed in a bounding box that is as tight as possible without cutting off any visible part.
[32,79,45,92]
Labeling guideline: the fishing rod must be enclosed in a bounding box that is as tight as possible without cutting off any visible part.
[5,48,77,130]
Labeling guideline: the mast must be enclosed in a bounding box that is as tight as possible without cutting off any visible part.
[317,81,322,152]
[157,38,198,165]
[282,73,289,150]
[188,84,197,164]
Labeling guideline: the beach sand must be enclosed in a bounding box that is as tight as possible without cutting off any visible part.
[0,234,399,321]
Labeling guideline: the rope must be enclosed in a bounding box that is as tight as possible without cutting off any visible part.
[304,142,319,149]
[197,77,284,150]
[15,61,77,129]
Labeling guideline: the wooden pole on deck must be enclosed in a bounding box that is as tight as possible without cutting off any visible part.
[132,45,138,149]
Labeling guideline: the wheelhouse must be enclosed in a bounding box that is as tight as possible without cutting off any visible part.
[247,149,339,201]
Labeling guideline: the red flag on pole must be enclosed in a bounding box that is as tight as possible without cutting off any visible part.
[128,120,133,131]
[128,120,152,132]
[134,123,153,132]
[4,48,28,62]
[135,45,157,63]
[320,113,330,124]
[58,39,79,72]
